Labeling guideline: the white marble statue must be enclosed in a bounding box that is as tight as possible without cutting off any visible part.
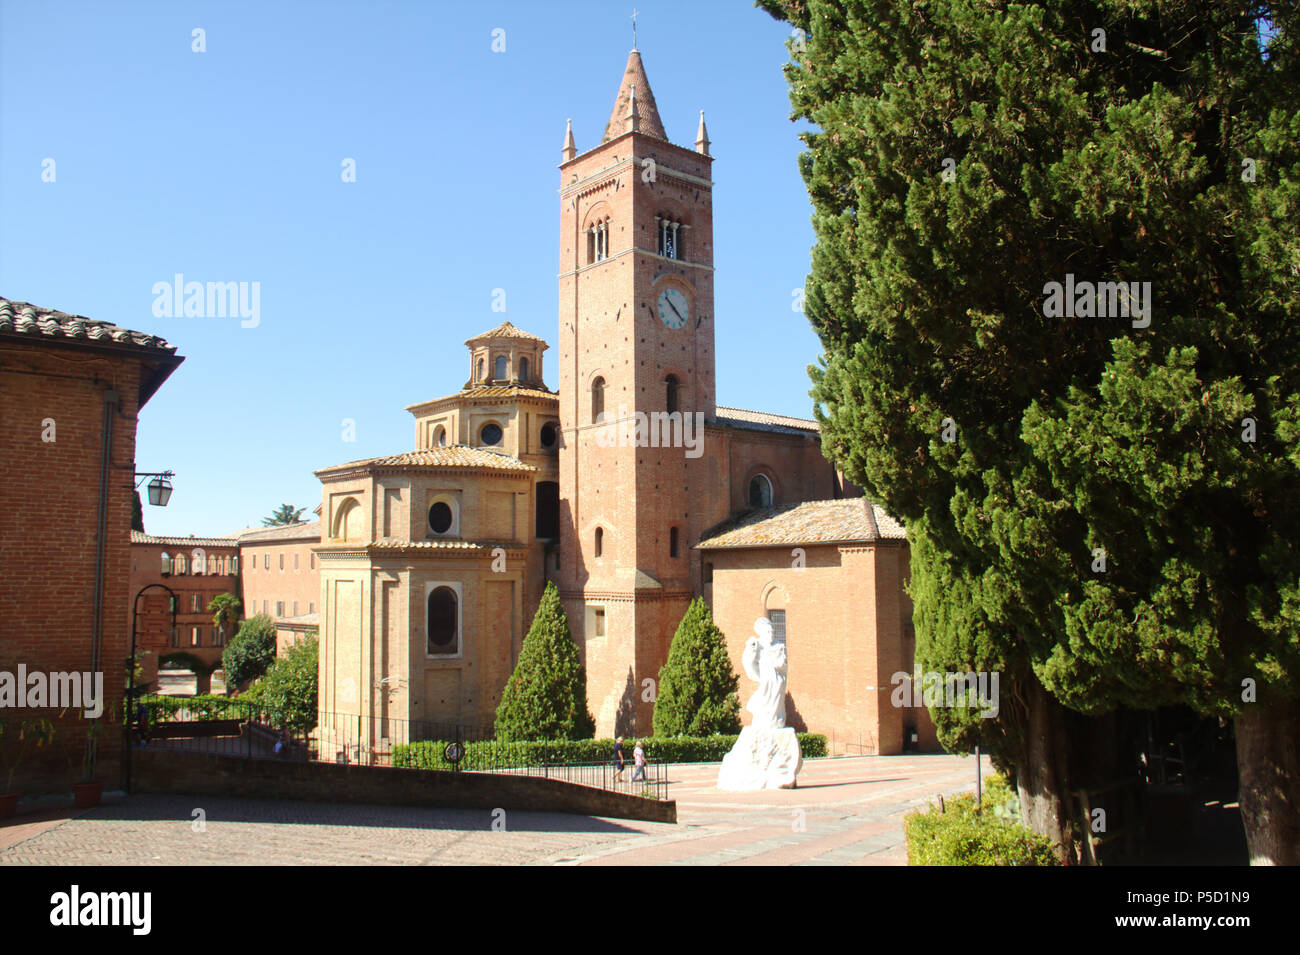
[742,617,787,731]
[718,617,802,790]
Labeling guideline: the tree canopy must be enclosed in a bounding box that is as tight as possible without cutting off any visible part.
[494,582,596,741]
[653,598,742,736]
[758,0,1300,862]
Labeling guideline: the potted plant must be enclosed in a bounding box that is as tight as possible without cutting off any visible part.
[70,706,114,808]
[0,717,56,819]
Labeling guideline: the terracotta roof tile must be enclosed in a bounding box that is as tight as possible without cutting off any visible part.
[715,406,819,435]
[697,498,905,549]
[315,446,534,476]
[234,521,322,543]
[464,321,547,345]
[0,297,175,352]
[131,531,238,548]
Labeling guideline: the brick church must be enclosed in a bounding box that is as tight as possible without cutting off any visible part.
[314,47,936,756]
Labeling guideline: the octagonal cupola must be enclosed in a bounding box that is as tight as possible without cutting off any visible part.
[464,321,548,388]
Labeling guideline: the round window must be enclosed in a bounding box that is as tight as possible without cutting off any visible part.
[480,423,503,446]
[540,422,558,449]
[428,501,453,534]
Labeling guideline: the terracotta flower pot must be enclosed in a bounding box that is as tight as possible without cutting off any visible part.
[0,793,17,819]
[73,782,102,809]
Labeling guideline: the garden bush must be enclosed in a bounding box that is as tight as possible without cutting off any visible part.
[904,774,1060,866]
[392,732,828,771]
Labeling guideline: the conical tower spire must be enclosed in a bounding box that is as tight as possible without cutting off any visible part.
[562,117,576,162]
[602,49,667,143]
[695,110,710,155]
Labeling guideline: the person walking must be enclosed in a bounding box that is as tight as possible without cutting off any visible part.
[631,739,647,782]
[613,736,626,782]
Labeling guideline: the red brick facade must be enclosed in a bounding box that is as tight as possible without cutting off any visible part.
[0,299,180,794]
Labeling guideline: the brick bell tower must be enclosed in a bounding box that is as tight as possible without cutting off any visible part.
[556,45,716,736]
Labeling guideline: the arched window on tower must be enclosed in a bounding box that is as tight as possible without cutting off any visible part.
[594,526,604,558]
[748,474,774,508]
[591,377,605,424]
[495,355,508,380]
[519,357,529,381]
[665,375,681,414]
[476,358,485,382]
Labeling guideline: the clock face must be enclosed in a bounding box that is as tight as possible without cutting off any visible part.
[657,288,690,329]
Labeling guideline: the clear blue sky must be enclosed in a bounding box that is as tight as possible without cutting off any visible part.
[0,0,821,537]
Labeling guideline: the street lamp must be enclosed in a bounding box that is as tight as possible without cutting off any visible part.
[147,476,172,506]
[135,470,176,506]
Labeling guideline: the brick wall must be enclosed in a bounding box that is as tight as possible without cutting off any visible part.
[0,342,147,792]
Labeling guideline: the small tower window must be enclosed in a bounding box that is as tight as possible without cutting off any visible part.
[670,526,680,558]
[657,216,683,260]
[540,421,558,450]
[427,586,459,656]
[519,356,530,381]
[495,355,508,380]
[476,358,485,381]
[665,374,681,414]
[432,425,447,447]
[594,526,604,557]
[589,218,610,263]
[591,377,605,424]
[480,422,503,446]
[748,474,774,508]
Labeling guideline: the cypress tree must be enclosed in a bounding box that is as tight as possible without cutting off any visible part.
[653,597,741,737]
[494,581,596,741]
[759,0,1300,862]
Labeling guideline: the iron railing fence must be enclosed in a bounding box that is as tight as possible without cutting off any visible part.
[133,701,669,800]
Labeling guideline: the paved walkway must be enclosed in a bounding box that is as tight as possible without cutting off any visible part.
[0,753,988,866]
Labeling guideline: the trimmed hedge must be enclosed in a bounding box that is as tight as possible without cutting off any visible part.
[136,694,249,724]
[904,774,1061,866]
[392,732,828,771]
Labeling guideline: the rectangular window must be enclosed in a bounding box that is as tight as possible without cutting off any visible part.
[279,554,284,570]
[191,627,201,647]
[276,601,285,618]
[262,600,268,615]
[191,593,200,613]
[264,554,269,569]
[594,608,606,638]
[293,601,298,616]
[767,609,787,643]
[309,602,315,614]
[310,554,316,570]
[294,553,299,570]
[670,527,680,558]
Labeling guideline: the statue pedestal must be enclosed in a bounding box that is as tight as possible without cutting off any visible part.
[717,725,802,791]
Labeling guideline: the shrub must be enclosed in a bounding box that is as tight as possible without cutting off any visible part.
[136,693,245,723]
[904,774,1060,866]
[494,582,595,741]
[242,636,318,733]
[653,597,742,737]
[222,614,277,691]
[392,732,829,771]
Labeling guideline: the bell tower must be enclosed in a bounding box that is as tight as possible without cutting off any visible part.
[556,46,716,736]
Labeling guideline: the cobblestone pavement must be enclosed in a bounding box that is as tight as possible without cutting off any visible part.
[0,754,987,866]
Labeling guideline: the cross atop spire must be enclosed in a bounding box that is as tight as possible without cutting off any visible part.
[631,8,638,50]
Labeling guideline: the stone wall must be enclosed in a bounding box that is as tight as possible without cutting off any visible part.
[131,749,676,824]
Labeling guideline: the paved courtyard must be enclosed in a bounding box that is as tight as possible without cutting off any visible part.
[0,753,988,866]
